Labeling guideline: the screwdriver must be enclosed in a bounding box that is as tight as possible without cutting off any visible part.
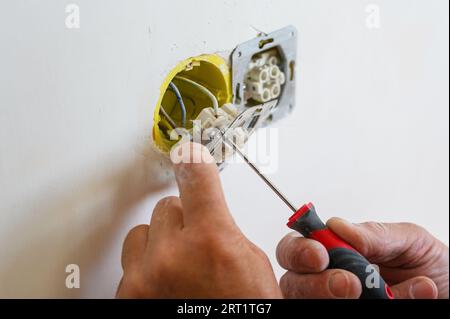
[224,138,394,299]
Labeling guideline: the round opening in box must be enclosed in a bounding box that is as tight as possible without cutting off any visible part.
[152,55,232,153]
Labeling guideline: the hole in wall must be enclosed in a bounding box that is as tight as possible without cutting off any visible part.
[153,55,232,153]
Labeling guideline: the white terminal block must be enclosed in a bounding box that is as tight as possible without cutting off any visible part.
[247,79,280,102]
[245,79,270,102]
[244,52,286,103]
[257,52,271,65]
[265,81,281,99]
[196,105,249,162]
[221,103,239,117]
[267,55,279,66]
[252,87,271,103]
[268,65,280,79]
[246,81,263,94]
[279,72,286,85]
[196,107,233,130]
[249,57,265,69]
[248,66,269,82]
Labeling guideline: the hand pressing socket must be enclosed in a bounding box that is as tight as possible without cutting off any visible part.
[277,219,449,299]
[116,142,282,298]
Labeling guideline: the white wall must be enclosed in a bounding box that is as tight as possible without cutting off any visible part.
[0,0,448,298]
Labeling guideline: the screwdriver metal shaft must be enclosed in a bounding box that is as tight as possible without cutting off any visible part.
[224,138,298,213]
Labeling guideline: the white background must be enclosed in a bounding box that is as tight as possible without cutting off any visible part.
[0,0,448,297]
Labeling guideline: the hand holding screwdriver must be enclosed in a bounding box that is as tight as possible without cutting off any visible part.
[118,142,448,299]
[226,139,391,298]
[277,218,447,299]
[226,138,447,299]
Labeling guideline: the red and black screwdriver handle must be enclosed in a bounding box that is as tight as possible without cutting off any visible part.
[287,203,394,299]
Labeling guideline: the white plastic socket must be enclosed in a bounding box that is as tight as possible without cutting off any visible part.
[269,65,280,79]
[248,67,269,82]
[253,87,271,102]
[269,82,281,98]
[267,55,279,66]
[244,52,286,103]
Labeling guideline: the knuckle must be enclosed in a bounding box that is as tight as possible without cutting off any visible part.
[208,236,236,257]
[279,272,291,292]
[123,224,147,247]
[364,221,389,235]
[154,196,179,211]
[152,197,182,224]
[190,228,220,246]
[128,224,148,235]
[398,223,435,260]
[401,222,427,235]
[122,272,146,297]
[253,246,272,264]
[198,231,241,262]
[279,272,298,298]
[276,233,298,266]
[359,221,389,256]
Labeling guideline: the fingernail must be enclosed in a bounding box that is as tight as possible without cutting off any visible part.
[335,217,353,227]
[327,217,352,228]
[329,272,350,298]
[410,279,437,299]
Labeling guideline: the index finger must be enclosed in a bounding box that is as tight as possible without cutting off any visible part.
[170,142,233,226]
[326,218,433,264]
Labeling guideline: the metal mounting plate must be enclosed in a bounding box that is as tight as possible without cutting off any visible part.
[231,25,297,123]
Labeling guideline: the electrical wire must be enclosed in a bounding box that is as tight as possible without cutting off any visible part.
[174,76,219,115]
[159,105,177,129]
[168,81,187,127]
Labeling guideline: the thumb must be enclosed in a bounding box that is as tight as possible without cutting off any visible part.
[170,142,233,227]
[390,276,438,299]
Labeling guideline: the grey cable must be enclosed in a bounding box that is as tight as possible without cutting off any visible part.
[159,105,177,128]
[175,76,219,115]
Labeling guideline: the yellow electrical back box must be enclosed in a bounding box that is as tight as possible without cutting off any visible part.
[153,54,232,153]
